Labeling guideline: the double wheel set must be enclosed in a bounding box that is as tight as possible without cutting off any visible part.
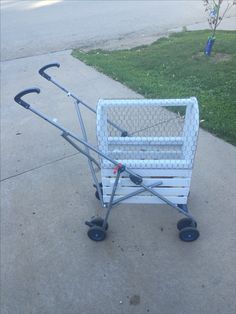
[86,215,199,242]
[85,186,200,242]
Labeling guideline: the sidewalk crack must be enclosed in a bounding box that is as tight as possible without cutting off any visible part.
[1,152,79,183]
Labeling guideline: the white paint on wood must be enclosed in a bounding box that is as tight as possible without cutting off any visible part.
[101,168,192,177]
[107,136,184,145]
[102,177,191,187]
[101,159,191,169]
[103,187,189,196]
[103,195,187,204]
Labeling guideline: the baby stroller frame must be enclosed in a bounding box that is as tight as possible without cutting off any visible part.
[14,63,200,242]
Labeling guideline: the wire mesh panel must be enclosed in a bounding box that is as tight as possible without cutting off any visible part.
[97,98,199,205]
[97,98,199,169]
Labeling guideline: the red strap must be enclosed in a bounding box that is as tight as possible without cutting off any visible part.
[113,163,123,174]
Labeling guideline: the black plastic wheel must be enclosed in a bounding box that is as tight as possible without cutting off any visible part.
[90,217,108,230]
[95,190,100,200]
[94,183,103,200]
[87,226,106,241]
[177,218,197,231]
[179,227,200,242]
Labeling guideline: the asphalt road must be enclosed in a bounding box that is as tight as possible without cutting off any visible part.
[1,0,210,60]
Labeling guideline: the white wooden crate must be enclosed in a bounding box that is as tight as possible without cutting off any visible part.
[101,168,191,204]
[97,98,199,205]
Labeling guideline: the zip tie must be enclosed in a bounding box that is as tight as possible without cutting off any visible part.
[113,163,125,174]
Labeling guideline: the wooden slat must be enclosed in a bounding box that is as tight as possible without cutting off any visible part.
[103,195,187,204]
[107,151,182,160]
[102,177,191,187]
[101,168,192,177]
[99,98,194,108]
[103,187,189,196]
[108,136,184,145]
[102,159,191,168]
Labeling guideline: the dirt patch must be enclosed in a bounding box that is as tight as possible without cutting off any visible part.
[193,52,232,63]
[211,53,232,63]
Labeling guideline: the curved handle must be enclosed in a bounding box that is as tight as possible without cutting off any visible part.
[14,88,40,109]
[38,63,60,81]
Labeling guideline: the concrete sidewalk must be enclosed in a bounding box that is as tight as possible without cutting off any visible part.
[1,49,236,314]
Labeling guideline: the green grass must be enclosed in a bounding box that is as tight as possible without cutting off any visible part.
[72,30,236,145]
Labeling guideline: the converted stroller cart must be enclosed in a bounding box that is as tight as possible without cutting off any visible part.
[14,63,200,242]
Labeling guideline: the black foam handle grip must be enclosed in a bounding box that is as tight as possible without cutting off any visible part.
[14,88,40,109]
[38,63,60,80]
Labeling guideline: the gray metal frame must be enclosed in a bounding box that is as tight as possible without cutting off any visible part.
[14,63,198,236]
[36,103,194,221]
[38,63,129,208]
[14,88,196,226]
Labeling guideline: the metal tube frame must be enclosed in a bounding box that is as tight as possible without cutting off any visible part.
[74,99,104,207]
[50,78,126,135]
[61,133,100,170]
[103,168,122,228]
[27,104,195,224]
[111,181,163,207]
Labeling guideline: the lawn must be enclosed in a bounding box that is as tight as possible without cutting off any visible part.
[72,30,236,145]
